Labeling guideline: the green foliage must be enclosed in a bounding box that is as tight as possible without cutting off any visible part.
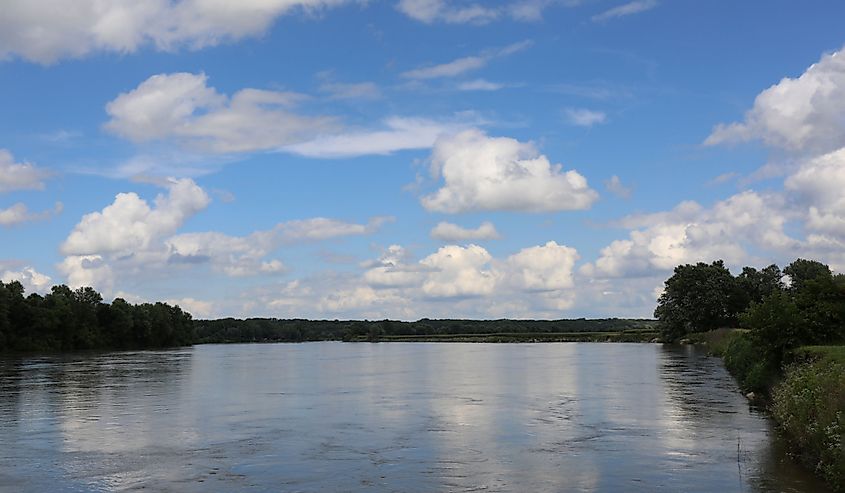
[659,258,845,351]
[741,291,806,365]
[735,264,783,305]
[716,330,776,392]
[784,259,832,293]
[654,260,747,339]
[0,281,194,353]
[772,359,845,491]
[740,260,845,365]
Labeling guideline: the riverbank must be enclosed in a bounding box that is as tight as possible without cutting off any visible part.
[697,329,844,492]
[344,329,659,343]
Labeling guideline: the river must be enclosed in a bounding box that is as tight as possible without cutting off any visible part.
[0,343,829,492]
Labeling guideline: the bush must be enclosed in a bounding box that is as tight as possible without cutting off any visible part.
[720,331,775,392]
[772,359,845,491]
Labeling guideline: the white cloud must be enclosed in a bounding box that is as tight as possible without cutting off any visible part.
[431,221,500,241]
[564,108,607,127]
[402,55,488,80]
[167,297,214,319]
[457,79,507,91]
[397,0,500,24]
[420,244,499,298]
[0,0,361,64]
[164,216,389,277]
[177,238,586,319]
[282,117,472,158]
[397,0,574,24]
[583,191,797,279]
[422,129,599,213]
[1,266,52,293]
[507,241,578,292]
[59,178,210,290]
[604,175,632,198]
[400,41,532,80]
[705,46,845,154]
[58,178,391,292]
[105,72,336,153]
[61,178,210,256]
[785,147,845,237]
[0,202,62,227]
[278,216,392,241]
[0,149,48,193]
[362,245,427,288]
[592,0,658,22]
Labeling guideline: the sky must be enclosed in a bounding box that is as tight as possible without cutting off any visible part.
[1,0,845,320]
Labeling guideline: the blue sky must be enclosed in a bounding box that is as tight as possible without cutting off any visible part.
[2,0,845,319]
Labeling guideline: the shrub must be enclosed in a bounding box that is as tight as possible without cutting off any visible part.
[772,359,845,491]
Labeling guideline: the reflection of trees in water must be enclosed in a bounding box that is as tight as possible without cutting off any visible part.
[0,350,193,448]
[3,350,192,411]
[658,344,748,424]
[658,344,831,493]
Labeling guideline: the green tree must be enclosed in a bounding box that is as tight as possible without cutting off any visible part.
[784,259,832,292]
[736,264,783,304]
[654,260,744,340]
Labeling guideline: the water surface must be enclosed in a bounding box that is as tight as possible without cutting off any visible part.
[0,343,828,492]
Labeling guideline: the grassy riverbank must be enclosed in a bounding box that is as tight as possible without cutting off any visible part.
[699,330,844,491]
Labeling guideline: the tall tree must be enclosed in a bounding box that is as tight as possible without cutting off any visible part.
[654,260,744,340]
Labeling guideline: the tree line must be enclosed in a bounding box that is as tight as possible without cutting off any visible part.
[0,281,195,352]
[194,317,658,344]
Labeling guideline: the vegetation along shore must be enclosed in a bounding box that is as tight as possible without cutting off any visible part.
[655,259,844,491]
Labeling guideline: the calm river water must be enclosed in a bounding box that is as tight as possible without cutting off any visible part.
[0,343,829,492]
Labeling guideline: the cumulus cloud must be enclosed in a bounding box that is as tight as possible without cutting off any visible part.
[422,129,599,213]
[58,178,391,293]
[167,297,214,318]
[0,149,48,193]
[174,238,586,319]
[564,108,607,127]
[58,178,210,290]
[419,244,499,298]
[362,245,427,288]
[705,46,845,154]
[785,148,845,237]
[105,72,336,153]
[1,266,52,293]
[507,241,578,292]
[61,178,210,256]
[0,202,62,227]
[400,41,532,80]
[431,221,500,241]
[583,191,797,279]
[0,0,361,64]
[592,0,658,22]
[359,241,580,311]
[583,45,845,282]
